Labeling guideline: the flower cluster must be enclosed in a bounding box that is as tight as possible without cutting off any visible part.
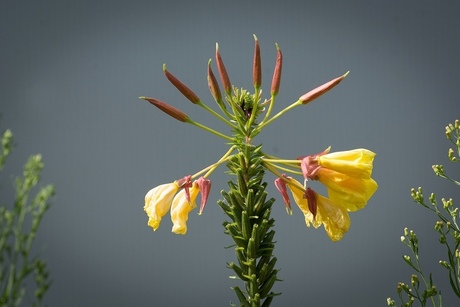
[141,35,377,242]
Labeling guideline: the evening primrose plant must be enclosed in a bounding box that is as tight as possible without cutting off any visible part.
[141,35,378,306]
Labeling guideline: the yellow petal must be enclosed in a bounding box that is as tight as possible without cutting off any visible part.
[144,182,180,231]
[318,149,376,179]
[285,178,321,228]
[170,182,199,234]
[315,194,351,242]
[303,210,322,229]
[317,168,378,211]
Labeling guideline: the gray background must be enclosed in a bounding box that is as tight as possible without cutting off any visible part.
[1,1,460,306]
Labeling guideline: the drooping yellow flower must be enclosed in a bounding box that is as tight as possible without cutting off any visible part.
[170,181,200,234]
[300,148,378,211]
[280,176,351,241]
[144,181,181,231]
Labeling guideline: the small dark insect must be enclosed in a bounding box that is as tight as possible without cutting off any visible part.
[240,98,253,118]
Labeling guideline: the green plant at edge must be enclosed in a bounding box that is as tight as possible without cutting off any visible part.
[0,129,54,306]
[388,119,460,307]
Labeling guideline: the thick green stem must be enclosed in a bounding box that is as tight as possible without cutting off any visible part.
[218,94,280,305]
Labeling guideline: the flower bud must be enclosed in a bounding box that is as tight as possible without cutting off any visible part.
[274,175,292,215]
[411,274,419,287]
[197,177,212,215]
[271,43,282,96]
[253,34,261,89]
[429,192,436,204]
[207,59,224,108]
[445,126,452,139]
[386,298,395,307]
[434,221,444,231]
[140,96,189,122]
[439,260,449,269]
[448,148,456,161]
[432,164,444,176]
[439,234,446,244]
[163,64,201,104]
[299,71,349,105]
[216,43,232,95]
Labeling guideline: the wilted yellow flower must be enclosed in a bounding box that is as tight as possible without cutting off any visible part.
[171,181,199,234]
[282,177,351,241]
[305,188,351,242]
[300,148,378,211]
[144,181,181,231]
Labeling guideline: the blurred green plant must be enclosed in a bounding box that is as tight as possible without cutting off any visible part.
[388,119,460,307]
[0,129,54,306]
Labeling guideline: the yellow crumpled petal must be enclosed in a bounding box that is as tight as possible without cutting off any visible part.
[285,177,351,241]
[313,193,351,242]
[144,181,180,231]
[285,178,321,228]
[170,182,199,235]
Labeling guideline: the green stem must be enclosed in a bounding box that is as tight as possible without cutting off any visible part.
[260,94,276,126]
[197,101,236,129]
[186,119,233,141]
[218,104,280,306]
[258,99,302,129]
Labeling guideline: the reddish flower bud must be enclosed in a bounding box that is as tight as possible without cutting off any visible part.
[197,177,212,215]
[139,96,189,122]
[207,59,223,107]
[253,34,261,89]
[163,64,201,104]
[271,43,282,96]
[299,71,349,105]
[216,43,232,95]
[274,175,292,215]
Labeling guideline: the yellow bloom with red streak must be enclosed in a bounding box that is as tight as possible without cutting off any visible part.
[300,148,378,211]
[277,176,351,241]
[170,181,199,234]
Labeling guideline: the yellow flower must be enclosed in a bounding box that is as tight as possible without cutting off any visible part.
[300,148,378,211]
[144,181,180,231]
[171,181,199,234]
[283,177,350,241]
